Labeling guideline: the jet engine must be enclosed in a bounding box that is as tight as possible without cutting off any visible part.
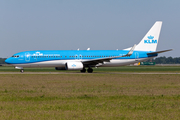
[65,61,83,70]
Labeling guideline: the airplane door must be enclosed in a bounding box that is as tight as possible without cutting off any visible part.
[75,54,82,60]
[135,52,139,60]
[25,53,30,62]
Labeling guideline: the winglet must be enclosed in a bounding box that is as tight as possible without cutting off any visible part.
[127,44,136,56]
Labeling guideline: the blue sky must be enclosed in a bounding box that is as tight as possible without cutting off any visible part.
[0,0,179,57]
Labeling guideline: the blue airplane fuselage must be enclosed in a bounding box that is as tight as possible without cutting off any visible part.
[5,50,156,65]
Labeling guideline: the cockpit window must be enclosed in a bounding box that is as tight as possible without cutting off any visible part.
[12,55,19,58]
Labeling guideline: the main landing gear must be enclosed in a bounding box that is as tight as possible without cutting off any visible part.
[87,68,93,73]
[80,68,86,73]
[80,67,93,73]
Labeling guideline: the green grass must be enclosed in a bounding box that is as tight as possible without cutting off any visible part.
[0,66,180,72]
[1,95,180,119]
[0,74,180,119]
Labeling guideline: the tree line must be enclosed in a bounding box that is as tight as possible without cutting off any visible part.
[0,57,180,64]
[0,58,7,64]
[151,56,180,64]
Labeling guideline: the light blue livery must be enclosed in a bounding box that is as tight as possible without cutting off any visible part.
[5,21,172,73]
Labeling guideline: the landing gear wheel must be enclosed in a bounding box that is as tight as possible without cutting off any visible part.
[87,68,93,73]
[80,68,86,73]
[20,69,24,73]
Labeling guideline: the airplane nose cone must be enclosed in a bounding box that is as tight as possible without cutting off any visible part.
[5,58,11,64]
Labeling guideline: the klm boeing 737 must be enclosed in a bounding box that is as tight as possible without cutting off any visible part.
[5,21,172,73]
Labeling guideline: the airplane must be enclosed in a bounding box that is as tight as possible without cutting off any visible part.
[5,21,172,73]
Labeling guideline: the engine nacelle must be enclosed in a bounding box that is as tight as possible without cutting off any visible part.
[55,67,66,70]
[66,61,83,70]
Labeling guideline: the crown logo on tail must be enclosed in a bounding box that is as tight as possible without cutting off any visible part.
[147,35,154,39]
[144,35,157,44]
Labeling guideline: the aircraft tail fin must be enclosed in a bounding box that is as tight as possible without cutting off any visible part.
[135,21,162,51]
[124,21,162,52]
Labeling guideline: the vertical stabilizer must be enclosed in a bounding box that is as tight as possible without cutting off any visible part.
[134,21,162,51]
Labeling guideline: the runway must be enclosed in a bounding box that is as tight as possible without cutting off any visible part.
[0,72,179,74]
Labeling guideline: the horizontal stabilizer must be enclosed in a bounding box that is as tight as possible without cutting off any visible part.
[147,49,173,55]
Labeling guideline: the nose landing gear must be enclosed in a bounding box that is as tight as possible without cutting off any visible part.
[20,69,24,73]
[15,67,24,73]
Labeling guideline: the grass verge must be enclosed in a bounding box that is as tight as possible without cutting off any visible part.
[0,74,180,119]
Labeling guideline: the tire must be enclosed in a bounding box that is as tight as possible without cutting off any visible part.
[87,68,93,73]
[80,68,86,73]
[20,69,24,73]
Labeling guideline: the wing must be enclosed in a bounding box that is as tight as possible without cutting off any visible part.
[82,44,136,66]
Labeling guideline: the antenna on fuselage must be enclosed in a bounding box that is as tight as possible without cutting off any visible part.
[87,48,90,50]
